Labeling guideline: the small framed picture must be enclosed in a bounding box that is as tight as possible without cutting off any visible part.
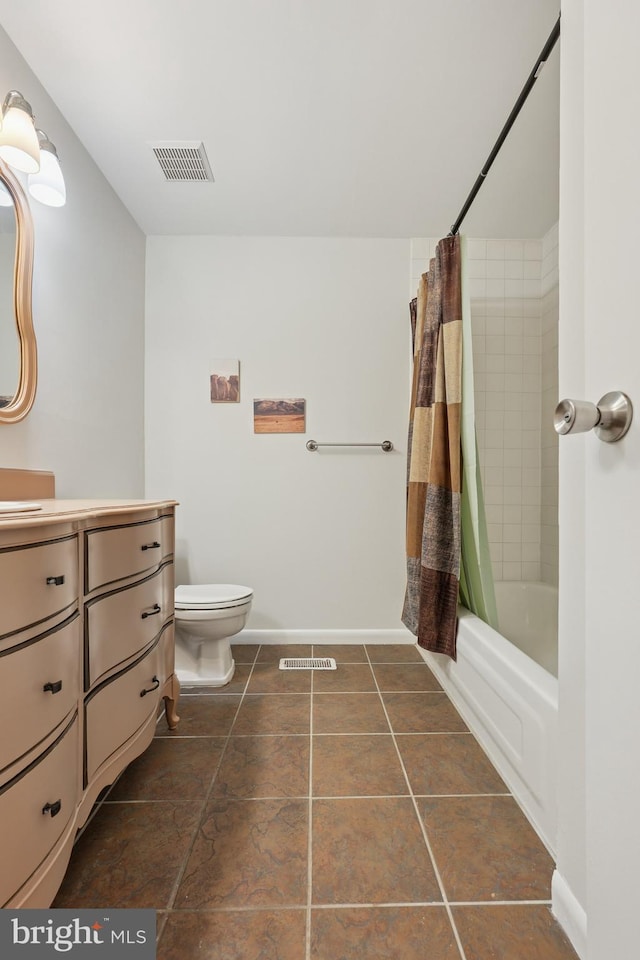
[253,398,306,434]
[210,359,240,402]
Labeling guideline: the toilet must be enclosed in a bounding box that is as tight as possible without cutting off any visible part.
[174,583,253,686]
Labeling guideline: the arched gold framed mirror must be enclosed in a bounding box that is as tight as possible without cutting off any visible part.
[0,158,35,424]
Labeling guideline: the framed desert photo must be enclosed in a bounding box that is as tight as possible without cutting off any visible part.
[210,359,240,402]
[253,398,306,434]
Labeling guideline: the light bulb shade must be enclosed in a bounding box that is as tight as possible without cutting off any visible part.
[0,93,40,173]
[0,181,13,207]
[28,140,66,206]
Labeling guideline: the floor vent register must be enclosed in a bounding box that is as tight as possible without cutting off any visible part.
[279,658,337,671]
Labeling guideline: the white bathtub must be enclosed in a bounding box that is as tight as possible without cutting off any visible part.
[495,580,558,676]
[421,581,559,853]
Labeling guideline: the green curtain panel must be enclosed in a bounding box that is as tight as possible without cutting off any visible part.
[458,235,499,630]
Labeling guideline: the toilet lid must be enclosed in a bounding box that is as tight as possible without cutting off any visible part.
[175,583,253,609]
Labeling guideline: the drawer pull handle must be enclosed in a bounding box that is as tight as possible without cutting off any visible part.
[42,800,62,818]
[140,675,160,697]
[141,603,161,620]
[46,575,65,586]
[141,541,161,551]
[43,681,63,694]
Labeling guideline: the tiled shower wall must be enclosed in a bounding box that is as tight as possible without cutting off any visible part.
[410,227,559,586]
[540,226,559,587]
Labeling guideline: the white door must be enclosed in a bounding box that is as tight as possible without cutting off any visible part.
[556,3,640,958]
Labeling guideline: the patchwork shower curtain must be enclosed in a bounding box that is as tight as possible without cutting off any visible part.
[402,235,497,659]
[402,236,462,659]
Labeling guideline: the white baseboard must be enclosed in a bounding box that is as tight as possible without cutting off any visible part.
[234,628,416,645]
[552,870,587,960]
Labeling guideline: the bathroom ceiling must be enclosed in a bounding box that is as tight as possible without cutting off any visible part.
[0,0,560,238]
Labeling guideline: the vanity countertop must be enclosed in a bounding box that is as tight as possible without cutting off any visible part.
[0,498,178,528]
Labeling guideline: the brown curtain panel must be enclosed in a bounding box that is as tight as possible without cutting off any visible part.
[402,235,462,659]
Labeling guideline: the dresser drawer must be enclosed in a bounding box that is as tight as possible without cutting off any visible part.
[85,518,169,593]
[86,567,170,688]
[0,715,79,907]
[0,537,78,640]
[0,615,81,772]
[85,642,163,782]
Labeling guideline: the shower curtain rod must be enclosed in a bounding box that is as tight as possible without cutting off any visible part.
[448,14,560,237]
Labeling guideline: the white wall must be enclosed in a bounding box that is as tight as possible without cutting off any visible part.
[0,27,145,497]
[145,236,410,634]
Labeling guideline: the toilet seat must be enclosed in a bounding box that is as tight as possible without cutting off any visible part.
[175,583,253,611]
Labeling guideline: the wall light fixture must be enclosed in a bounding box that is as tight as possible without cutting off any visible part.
[0,181,13,207]
[0,90,66,207]
[0,91,40,173]
[28,131,66,207]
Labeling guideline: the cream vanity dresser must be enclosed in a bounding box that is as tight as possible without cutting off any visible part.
[0,469,180,908]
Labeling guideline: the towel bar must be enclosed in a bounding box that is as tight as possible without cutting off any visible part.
[305,440,393,452]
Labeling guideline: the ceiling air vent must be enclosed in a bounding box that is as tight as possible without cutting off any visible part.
[150,141,214,182]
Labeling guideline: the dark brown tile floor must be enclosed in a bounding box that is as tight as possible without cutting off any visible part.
[54,643,578,959]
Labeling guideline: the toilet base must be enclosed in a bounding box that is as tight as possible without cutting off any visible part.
[174,631,236,687]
